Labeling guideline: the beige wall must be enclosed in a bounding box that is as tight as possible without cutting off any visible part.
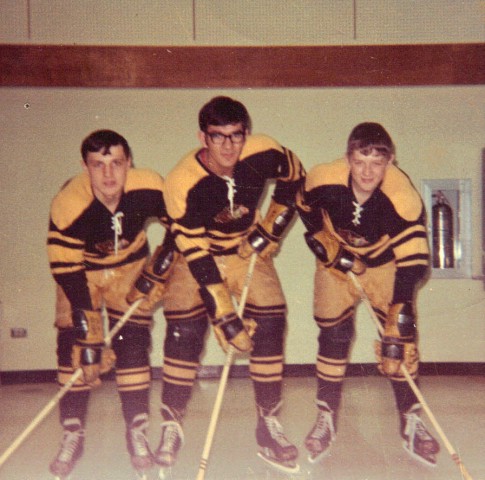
[0,1,484,372]
[1,86,484,371]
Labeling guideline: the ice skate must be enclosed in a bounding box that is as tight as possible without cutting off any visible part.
[256,402,299,474]
[401,403,440,467]
[154,405,184,479]
[126,413,153,479]
[305,401,336,464]
[49,418,84,480]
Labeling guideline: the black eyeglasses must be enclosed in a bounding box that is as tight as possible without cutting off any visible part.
[205,131,245,145]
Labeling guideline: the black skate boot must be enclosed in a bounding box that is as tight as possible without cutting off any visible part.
[305,400,336,464]
[256,401,299,474]
[154,404,184,477]
[126,413,154,479]
[401,403,440,467]
[49,418,84,480]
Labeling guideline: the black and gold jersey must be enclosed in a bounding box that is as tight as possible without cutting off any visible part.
[165,134,305,286]
[299,158,429,303]
[47,168,167,310]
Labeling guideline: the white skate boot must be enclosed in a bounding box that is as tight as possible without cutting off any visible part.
[256,402,299,474]
[126,413,154,479]
[154,405,184,479]
[305,400,336,464]
[401,403,440,467]
[49,418,84,480]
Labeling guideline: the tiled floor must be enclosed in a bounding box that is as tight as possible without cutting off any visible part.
[0,375,483,480]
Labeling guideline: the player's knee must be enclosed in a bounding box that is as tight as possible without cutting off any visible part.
[112,325,151,367]
[56,328,77,365]
[251,316,285,356]
[318,317,354,358]
[164,319,208,361]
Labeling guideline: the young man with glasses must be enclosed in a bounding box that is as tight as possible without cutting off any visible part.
[155,96,305,474]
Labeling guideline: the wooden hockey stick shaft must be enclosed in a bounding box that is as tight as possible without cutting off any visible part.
[347,272,474,480]
[0,298,144,469]
[196,252,258,480]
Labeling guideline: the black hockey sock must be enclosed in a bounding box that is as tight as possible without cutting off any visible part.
[120,389,150,425]
[254,380,282,415]
[59,390,90,427]
[391,379,419,415]
[161,382,192,413]
[316,378,342,413]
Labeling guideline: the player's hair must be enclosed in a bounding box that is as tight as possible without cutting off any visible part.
[81,129,132,163]
[346,122,395,158]
[198,96,251,132]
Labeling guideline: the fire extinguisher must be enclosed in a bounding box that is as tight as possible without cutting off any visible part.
[432,191,454,268]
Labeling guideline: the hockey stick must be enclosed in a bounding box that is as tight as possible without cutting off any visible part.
[196,252,258,480]
[347,271,474,480]
[0,298,144,469]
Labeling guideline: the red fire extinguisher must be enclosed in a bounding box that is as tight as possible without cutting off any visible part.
[432,191,454,268]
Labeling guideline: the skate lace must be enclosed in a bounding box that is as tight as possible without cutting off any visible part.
[129,422,150,457]
[222,176,237,216]
[161,421,184,451]
[406,413,432,441]
[264,416,292,447]
[57,429,83,463]
[312,409,335,441]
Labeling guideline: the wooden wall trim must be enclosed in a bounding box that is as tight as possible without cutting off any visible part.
[1,43,484,88]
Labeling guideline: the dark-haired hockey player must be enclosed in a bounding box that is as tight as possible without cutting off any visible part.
[297,122,440,467]
[154,96,305,474]
[47,129,177,479]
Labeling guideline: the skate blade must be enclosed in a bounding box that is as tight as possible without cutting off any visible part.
[158,466,173,479]
[402,441,437,467]
[257,451,300,474]
[307,446,331,465]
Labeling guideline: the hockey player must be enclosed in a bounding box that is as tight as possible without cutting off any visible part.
[47,130,176,479]
[297,122,440,467]
[151,96,305,474]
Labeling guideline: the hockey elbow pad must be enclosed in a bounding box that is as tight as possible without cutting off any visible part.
[239,200,295,259]
[127,242,179,312]
[199,283,253,353]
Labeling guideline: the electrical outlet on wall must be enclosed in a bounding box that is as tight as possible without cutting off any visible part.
[10,328,27,338]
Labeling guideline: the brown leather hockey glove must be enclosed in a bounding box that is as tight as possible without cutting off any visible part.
[71,309,104,386]
[127,241,179,312]
[199,283,253,353]
[375,302,419,378]
[239,200,295,259]
[304,229,365,280]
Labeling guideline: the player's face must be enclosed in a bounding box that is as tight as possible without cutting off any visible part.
[347,149,393,203]
[82,144,131,210]
[198,123,247,177]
